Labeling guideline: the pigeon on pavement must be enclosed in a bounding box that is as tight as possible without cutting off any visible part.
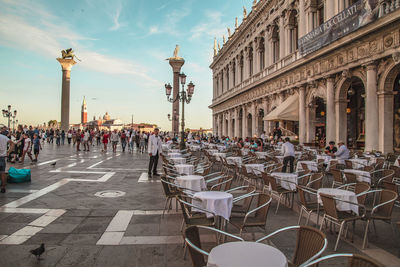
[50,162,56,166]
[30,243,45,260]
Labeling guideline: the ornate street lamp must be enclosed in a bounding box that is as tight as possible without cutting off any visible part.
[164,72,195,150]
[2,105,16,129]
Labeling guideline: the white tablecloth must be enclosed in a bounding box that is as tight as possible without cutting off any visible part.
[176,175,206,192]
[170,157,186,164]
[296,161,318,172]
[174,164,194,175]
[349,158,369,169]
[317,154,331,164]
[161,144,170,151]
[255,152,268,159]
[318,188,359,215]
[343,169,371,184]
[363,155,384,165]
[214,153,227,161]
[241,148,249,156]
[189,145,201,151]
[245,164,264,175]
[226,157,242,166]
[217,145,226,151]
[193,191,233,220]
[208,241,288,267]
[168,152,182,158]
[394,157,400,167]
[169,149,180,153]
[207,149,219,155]
[271,172,298,191]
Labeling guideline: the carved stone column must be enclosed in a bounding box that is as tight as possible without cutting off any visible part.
[335,98,348,144]
[365,62,379,151]
[298,0,306,38]
[234,107,240,138]
[253,39,259,74]
[378,91,395,153]
[299,86,307,144]
[252,102,257,137]
[212,114,217,136]
[326,77,336,143]
[227,111,233,138]
[242,105,248,138]
[57,58,77,132]
[168,58,185,136]
[279,13,286,59]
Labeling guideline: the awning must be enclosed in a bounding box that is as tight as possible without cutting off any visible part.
[263,93,299,121]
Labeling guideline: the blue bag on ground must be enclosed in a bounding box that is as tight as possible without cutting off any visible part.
[7,167,31,183]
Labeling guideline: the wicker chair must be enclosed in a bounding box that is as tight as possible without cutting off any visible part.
[177,196,216,230]
[229,185,257,215]
[345,160,353,169]
[331,168,345,188]
[306,173,323,190]
[302,253,383,267]
[297,186,320,226]
[344,172,358,184]
[361,189,398,249]
[229,193,272,236]
[319,193,365,251]
[160,176,181,216]
[184,225,244,267]
[389,165,400,179]
[256,225,327,267]
[262,172,294,213]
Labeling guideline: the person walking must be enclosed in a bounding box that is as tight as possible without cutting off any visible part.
[67,130,72,144]
[110,129,119,153]
[148,128,162,178]
[32,133,42,162]
[76,129,82,151]
[20,133,33,163]
[102,131,109,152]
[281,137,295,173]
[139,132,145,153]
[1,127,14,193]
[121,130,127,152]
[61,130,65,145]
[83,129,90,151]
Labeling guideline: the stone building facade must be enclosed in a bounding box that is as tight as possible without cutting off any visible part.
[209,0,400,153]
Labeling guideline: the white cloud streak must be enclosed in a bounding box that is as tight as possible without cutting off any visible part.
[109,3,125,31]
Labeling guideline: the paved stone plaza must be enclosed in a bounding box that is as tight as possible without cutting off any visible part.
[0,144,399,266]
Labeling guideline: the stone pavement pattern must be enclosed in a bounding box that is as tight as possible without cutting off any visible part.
[0,144,399,266]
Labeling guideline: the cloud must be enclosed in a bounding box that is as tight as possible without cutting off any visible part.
[190,11,228,41]
[109,3,126,31]
[0,0,159,87]
[149,26,159,35]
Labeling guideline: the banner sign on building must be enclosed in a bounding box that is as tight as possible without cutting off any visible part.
[298,0,378,56]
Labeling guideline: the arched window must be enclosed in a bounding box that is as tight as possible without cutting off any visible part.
[288,10,298,53]
[272,25,279,63]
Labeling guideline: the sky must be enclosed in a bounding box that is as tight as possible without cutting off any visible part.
[0,0,253,131]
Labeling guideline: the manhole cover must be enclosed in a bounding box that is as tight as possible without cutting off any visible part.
[94,190,126,198]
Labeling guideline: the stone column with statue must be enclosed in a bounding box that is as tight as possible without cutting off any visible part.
[167,45,184,136]
[57,48,79,132]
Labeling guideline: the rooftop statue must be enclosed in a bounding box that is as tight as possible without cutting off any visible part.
[243,6,247,19]
[61,48,81,61]
[235,17,238,29]
[227,28,231,37]
[167,45,183,60]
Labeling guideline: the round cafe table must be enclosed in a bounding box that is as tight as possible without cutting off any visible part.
[207,241,288,267]
[255,152,268,159]
[349,158,369,169]
[270,172,298,191]
[317,188,359,215]
[226,156,242,166]
[174,164,194,175]
[207,149,219,155]
[214,153,227,161]
[296,160,318,172]
[170,157,186,164]
[168,149,180,153]
[193,191,233,220]
[343,169,371,184]
[245,164,264,175]
[175,175,206,192]
[168,152,182,158]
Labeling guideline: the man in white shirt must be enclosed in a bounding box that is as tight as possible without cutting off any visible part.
[148,128,162,177]
[335,141,350,161]
[110,129,119,153]
[83,130,90,152]
[0,127,15,193]
[281,137,295,173]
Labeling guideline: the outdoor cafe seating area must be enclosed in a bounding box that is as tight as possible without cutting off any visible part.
[159,141,400,267]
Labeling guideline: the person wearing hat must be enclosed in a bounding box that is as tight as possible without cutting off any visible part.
[335,141,350,160]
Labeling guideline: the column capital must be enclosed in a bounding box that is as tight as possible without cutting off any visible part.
[364,61,377,70]
[57,58,76,71]
[168,58,185,72]
[326,75,336,83]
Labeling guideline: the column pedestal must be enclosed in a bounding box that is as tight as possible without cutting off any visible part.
[57,58,76,132]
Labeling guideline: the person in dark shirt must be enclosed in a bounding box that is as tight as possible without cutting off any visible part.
[325,141,338,156]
